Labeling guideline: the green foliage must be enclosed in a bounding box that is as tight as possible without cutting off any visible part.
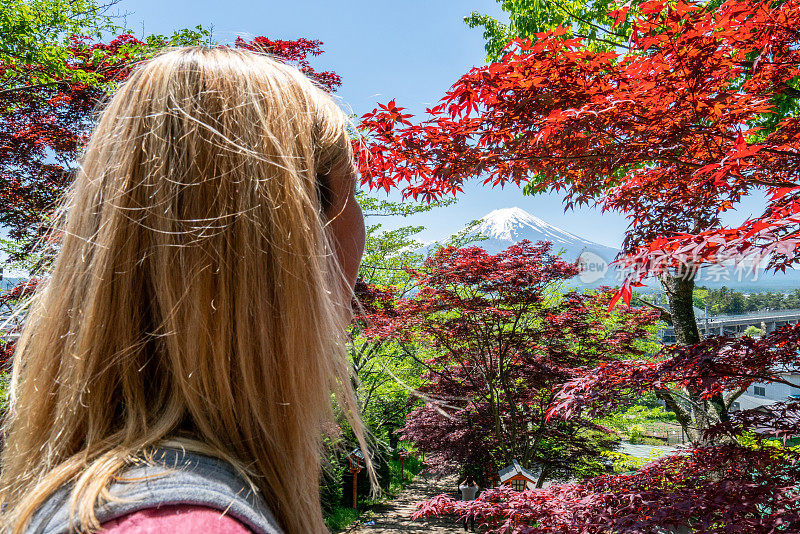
[1,2,210,97]
[598,403,677,432]
[4,3,211,92]
[623,429,666,445]
[360,221,424,292]
[348,337,427,446]
[323,506,360,533]
[464,0,644,61]
[387,453,422,492]
[0,235,44,273]
[597,401,678,444]
[602,449,667,473]
[358,193,455,220]
[694,286,800,315]
[564,429,623,481]
[744,325,764,338]
[0,0,117,90]
[349,194,429,445]
[0,373,8,412]
[627,424,644,442]
[320,433,347,516]
[692,287,710,311]
[357,191,434,292]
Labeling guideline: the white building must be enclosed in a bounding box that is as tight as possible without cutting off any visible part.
[730,370,800,412]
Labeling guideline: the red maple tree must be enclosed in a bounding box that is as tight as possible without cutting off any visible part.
[413,444,800,533]
[356,0,800,333]
[363,241,658,485]
[357,0,799,277]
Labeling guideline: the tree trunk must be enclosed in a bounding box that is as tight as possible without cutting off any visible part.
[659,269,699,345]
[535,466,550,488]
[658,268,730,445]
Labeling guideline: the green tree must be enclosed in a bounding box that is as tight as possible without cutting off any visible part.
[744,325,763,337]
[1,0,118,92]
[465,0,644,61]
[347,193,480,448]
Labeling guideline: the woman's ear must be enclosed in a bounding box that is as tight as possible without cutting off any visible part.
[316,172,334,214]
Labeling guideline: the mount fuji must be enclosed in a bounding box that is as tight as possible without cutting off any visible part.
[448,207,800,291]
[461,207,619,263]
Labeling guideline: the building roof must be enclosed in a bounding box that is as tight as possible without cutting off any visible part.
[346,449,365,460]
[498,459,537,488]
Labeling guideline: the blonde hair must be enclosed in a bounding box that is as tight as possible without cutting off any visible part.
[0,46,370,533]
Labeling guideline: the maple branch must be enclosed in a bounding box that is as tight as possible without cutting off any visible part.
[724,387,747,410]
[657,387,719,423]
[550,1,627,40]
[0,82,61,97]
[395,341,449,382]
[573,34,627,48]
[744,176,800,188]
[633,296,672,323]
[654,390,692,434]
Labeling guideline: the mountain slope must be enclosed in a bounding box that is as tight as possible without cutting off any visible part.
[465,207,619,262]
[451,207,800,290]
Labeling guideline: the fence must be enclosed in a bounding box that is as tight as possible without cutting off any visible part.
[634,423,687,445]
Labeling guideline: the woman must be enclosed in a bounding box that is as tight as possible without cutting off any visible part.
[0,47,371,533]
[458,478,479,532]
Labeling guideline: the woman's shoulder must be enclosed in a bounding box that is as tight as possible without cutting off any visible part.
[100,504,254,534]
[28,448,283,534]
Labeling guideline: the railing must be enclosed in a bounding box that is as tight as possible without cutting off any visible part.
[703,309,800,323]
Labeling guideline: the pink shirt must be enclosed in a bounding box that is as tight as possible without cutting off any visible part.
[100,504,255,534]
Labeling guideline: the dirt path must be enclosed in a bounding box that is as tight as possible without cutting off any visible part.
[347,473,466,533]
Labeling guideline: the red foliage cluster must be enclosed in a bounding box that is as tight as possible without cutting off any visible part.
[233,37,342,93]
[0,35,141,247]
[0,278,41,309]
[413,445,800,533]
[356,0,800,290]
[364,242,658,481]
[550,324,800,419]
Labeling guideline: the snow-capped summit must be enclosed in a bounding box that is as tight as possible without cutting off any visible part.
[476,207,547,241]
[445,207,800,291]
[465,207,619,262]
[476,207,600,247]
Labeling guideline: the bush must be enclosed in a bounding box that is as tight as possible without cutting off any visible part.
[387,453,422,493]
[321,459,346,515]
[627,425,644,442]
[323,506,360,533]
